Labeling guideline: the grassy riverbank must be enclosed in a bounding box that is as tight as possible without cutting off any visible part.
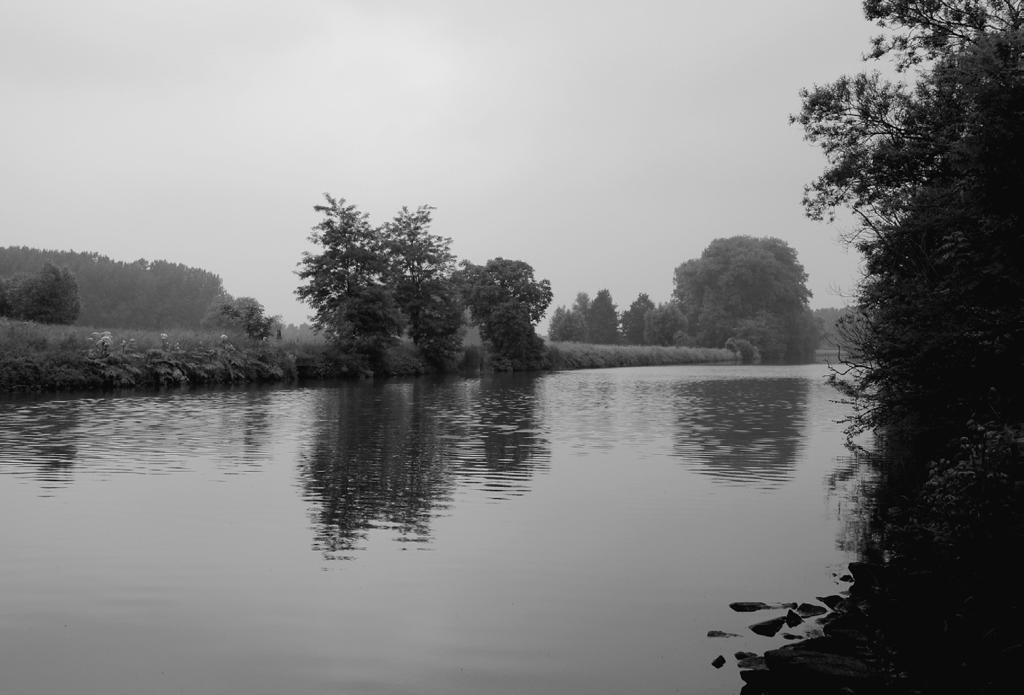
[545,341,735,369]
[1,319,742,392]
[0,318,345,391]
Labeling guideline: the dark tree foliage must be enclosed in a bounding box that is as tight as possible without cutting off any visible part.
[587,289,620,344]
[620,292,655,345]
[673,236,817,361]
[296,196,405,362]
[296,196,464,369]
[794,1,1024,438]
[0,247,225,328]
[1,262,80,324]
[381,205,463,369]
[457,258,552,370]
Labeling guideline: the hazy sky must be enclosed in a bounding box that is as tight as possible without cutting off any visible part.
[2,0,874,325]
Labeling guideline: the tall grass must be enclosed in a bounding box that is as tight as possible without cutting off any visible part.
[545,341,736,370]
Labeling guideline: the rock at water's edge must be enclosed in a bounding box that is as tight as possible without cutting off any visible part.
[796,602,828,618]
[817,594,844,610]
[764,637,880,691]
[707,630,741,638]
[729,601,796,612]
[750,616,787,637]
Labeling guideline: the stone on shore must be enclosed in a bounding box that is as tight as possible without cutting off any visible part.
[707,630,741,638]
[763,637,881,692]
[711,654,726,668]
[749,616,787,637]
[817,594,844,610]
[785,609,804,627]
[729,601,797,612]
[796,602,828,618]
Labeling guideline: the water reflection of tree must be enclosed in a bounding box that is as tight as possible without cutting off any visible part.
[826,453,882,558]
[298,375,550,559]
[0,398,81,491]
[447,374,551,492]
[672,377,809,488]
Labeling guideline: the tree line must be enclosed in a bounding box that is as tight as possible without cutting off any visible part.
[549,236,821,363]
[0,246,280,339]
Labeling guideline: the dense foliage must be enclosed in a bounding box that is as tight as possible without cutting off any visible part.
[457,258,552,370]
[796,4,1024,693]
[673,236,819,361]
[0,262,80,324]
[297,196,467,369]
[795,0,1024,439]
[0,247,226,329]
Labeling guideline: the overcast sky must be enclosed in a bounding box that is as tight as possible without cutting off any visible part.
[2,0,875,325]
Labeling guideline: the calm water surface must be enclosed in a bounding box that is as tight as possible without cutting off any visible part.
[0,365,868,695]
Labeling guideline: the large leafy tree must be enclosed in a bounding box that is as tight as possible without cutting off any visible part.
[457,258,552,370]
[297,196,404,361]
[381,205,463,368]
[297,196,464,368]
[673,236,816,361]
[620,292,655,345]
[794,1,1024,437]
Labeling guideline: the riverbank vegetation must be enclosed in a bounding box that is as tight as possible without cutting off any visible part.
[0,318,340,391]
[789,1,1024,692]
[548,237,821,363]
[546,341,734,370]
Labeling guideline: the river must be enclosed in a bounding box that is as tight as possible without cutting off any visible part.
[0,364,869,695]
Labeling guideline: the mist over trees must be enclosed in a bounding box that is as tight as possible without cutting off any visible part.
[0,247,226,329]
[0,262,80,324]
[202,296,280,340]
[551,237,818,361]
[643,302,687,347]
[620,293,654,345]
[547,289,620,344]
[674,236,818,362]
